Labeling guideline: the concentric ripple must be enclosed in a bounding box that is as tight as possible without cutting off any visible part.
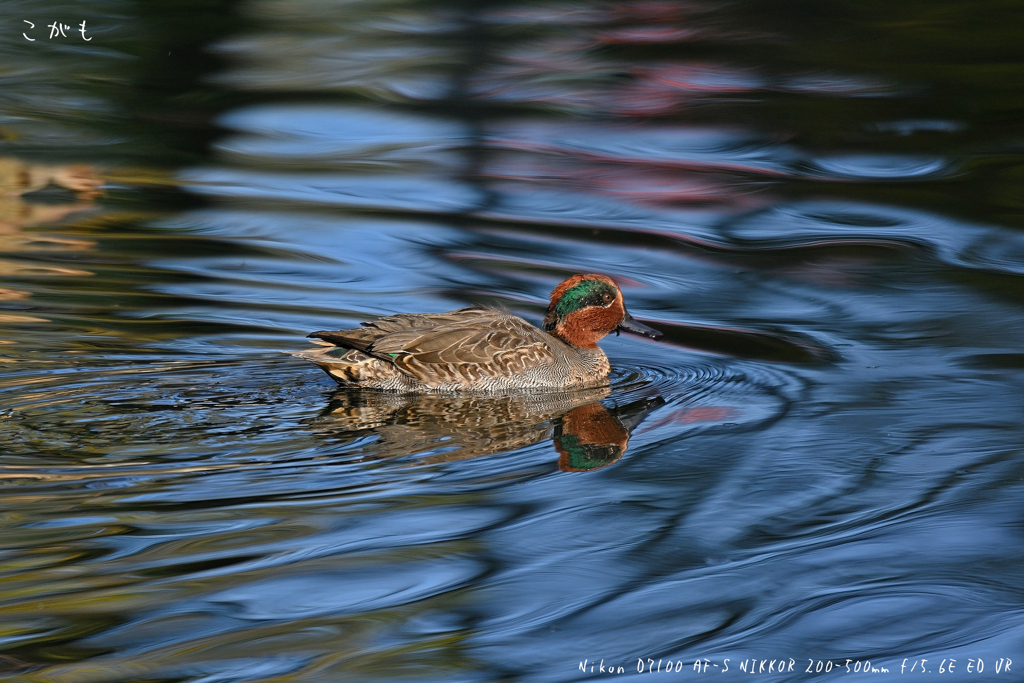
[608,355,800,443]
[0,347,799,487]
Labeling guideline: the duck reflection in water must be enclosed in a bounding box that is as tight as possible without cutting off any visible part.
[0,157,101,251]
[0,157,102,199]
[313,387,663,472]
[0,158,101,318]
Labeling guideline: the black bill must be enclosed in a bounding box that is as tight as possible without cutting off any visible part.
[616,313,662,340]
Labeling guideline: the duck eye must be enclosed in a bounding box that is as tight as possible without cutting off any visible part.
[602,292,614,303]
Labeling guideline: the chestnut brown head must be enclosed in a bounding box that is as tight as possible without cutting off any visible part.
[542,274,661,349]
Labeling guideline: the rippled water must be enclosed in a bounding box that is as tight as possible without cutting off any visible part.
[2,1,1024,680]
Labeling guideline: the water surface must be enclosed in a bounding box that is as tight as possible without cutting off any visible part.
[2,1,1024,681]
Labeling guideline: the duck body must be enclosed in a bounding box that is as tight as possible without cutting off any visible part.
[301,274,661,394]
[302,307,611,392]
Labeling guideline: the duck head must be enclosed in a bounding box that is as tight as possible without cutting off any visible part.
[542,274,662,349]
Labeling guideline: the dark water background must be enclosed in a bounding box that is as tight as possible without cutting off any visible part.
[2,1,1024,680]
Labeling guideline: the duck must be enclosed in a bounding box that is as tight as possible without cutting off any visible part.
[299,273,661,393]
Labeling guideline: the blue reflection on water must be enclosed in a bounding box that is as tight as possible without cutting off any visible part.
[1,0,1023,681]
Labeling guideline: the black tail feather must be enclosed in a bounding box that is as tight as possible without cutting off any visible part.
[307,331,374,352]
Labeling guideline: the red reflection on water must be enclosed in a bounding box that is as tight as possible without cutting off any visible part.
[469,0,756,115]
[472,59,763,115]
[611,64,763,115]
[647,406,735,430]
[635,64,762,93]
[464,0,785,218]
[606,81,693,116]
[610,0,701,22]
[597,26,701,44]
[486,156,753,207]
[591,170,735,205]
[486,121,788,177]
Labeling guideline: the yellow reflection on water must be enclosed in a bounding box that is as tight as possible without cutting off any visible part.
[0,158,101,335]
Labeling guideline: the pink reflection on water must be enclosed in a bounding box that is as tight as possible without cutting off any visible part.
[590,170,735,205]
[483,153,760,208]
[635,63,763,93]
[597,25,702,44]
[646,405,735,429]
[486,122,790,178]
[471,56,763,115]
[610,0,704,20]
[609,64,763,115]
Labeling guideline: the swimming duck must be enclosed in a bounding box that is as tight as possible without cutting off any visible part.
[300,274,661,393]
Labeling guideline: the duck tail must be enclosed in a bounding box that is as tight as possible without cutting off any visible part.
[307,330,374,352]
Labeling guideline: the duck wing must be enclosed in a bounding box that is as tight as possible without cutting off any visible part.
[311,308,557,383]
[308,307,490,351]
[387,317,558,383]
